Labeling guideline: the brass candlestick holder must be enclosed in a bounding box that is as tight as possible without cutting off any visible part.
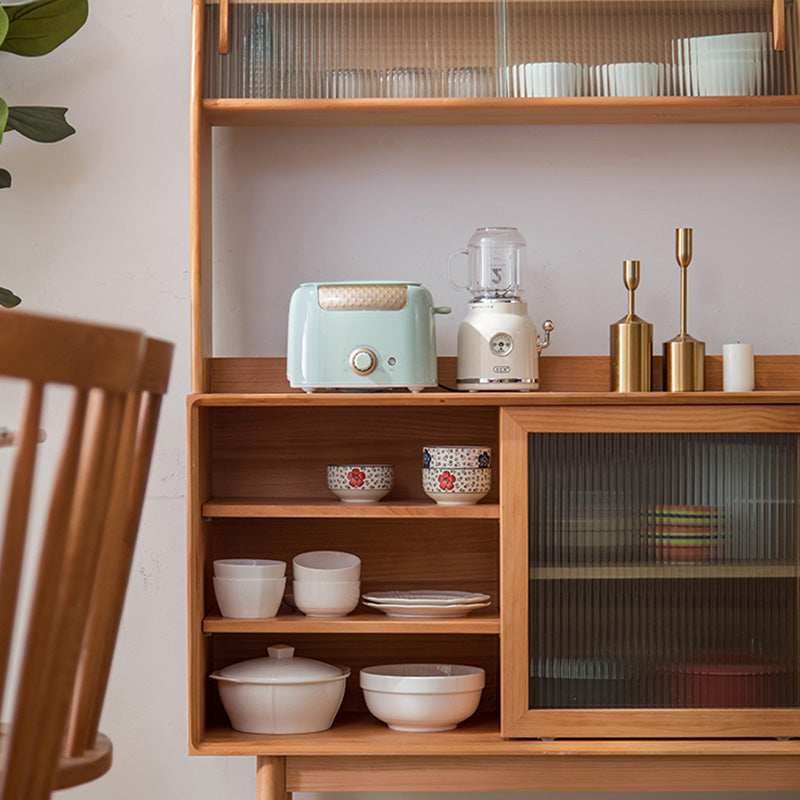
[610,259,652,392]
[663,227,705,391]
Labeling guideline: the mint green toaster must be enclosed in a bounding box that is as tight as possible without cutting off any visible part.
[287,282,450,393]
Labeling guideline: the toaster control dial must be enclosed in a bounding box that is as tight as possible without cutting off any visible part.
[350,347,378,376]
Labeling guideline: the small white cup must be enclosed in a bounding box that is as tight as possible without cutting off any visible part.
[292,551,361,582]
[526,62,578,97]
[213,559,286,578]
[293,580,360,617]
[722,343,755,391]
[609,62,660,96]
[213,576,286,619]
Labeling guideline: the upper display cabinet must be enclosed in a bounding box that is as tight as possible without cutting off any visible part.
[193,0,800,124]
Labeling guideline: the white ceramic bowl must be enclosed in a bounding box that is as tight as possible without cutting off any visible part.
[422,445,492,470]
[292,550,361,582]
[327,464,393,504]
[607,62,660,96]
[526,61,578,97]
[213,576,286,619]
[293,579,360,617]
[422,467,491,506]
[694,55,759,96]
[213,558,286,579]
[211,644,349,734]
[360,663,485,732]
[689,31,767,57]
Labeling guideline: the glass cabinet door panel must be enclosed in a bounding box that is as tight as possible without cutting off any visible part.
[202,0,799,100]
[528,432,799,712]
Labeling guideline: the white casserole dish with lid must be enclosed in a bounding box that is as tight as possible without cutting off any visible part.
[210,644,350,734]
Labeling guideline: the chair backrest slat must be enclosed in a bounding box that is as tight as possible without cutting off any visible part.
[0,383,43,706]
[66,383,168,754]
[0,311,172,800]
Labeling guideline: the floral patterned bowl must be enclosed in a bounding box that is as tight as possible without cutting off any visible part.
[327,464,394,504]
[422,467,491,506]
[422,446,491,470]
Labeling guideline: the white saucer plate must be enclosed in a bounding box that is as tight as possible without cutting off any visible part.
[362,590,491,606]
[363,600,491,618]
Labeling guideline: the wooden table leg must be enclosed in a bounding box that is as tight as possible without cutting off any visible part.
[256,756,290,800]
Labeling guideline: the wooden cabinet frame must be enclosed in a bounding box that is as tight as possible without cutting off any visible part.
[189,0,800,794]
[500,403,800,739]
[188,366,800,798]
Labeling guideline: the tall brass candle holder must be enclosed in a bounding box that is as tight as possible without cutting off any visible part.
[610,259,652,392]
[663,227,705,391]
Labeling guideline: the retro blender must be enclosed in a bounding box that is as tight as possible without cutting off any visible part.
[449,227,553,391]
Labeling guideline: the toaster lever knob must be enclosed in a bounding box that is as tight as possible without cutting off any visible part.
[350,347,377,376]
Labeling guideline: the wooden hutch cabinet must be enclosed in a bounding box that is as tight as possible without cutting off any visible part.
[189,1,800,797]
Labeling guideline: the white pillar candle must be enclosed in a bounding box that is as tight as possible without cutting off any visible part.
[722,343,755,392]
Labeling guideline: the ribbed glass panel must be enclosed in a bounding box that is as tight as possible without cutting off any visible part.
[203,0,799,99]
[528,432,799,710]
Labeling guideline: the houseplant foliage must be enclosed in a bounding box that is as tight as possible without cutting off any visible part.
[0,0,88,308]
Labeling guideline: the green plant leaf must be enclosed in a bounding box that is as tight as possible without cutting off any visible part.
[0,7,9,49]
[0,168,11,188]
[0,287,21,307]
[1,0,88,56]
[0,97,7,145]
[6,105,74,142]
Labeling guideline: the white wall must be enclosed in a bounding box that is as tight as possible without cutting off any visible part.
[1,1,799,798]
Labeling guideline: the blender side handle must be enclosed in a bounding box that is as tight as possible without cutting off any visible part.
[447,249,469,291]
[537,320,555,354]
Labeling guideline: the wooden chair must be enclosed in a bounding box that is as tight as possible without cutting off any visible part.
[0,311,174,800]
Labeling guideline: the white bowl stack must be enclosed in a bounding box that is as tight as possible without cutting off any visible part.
[681,32,768,96]
[292,550,361,617]
[212,559,287,619]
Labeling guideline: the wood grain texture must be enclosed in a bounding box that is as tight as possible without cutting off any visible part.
[202,97,800,128]
[202,498,499,518]
[191,0,213,392]
[205,355,800,395]
[0,313,173,800]
[500,401,800,739]
[191,712,800,757]
[205,516,498,592]
[208,405,498,501]
[202,608,500,635]
[499,408,531,738]
[286,754,800,791]
[50,734,112,790]
[256,756,288,800]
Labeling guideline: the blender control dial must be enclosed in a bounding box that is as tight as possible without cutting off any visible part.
[489,332,514,356]
[349,347,378,376]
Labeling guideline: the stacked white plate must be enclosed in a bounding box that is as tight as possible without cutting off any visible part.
[362,590,491,619]
[675,32,768,96]
[505,63,580,97]
[592,63,665,96]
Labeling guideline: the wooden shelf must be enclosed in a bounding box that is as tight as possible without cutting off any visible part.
[203,607,500,634]
[203,96,800,127]
[192,712,800,756]
[531,564,800,579]
[202,497,499,519]
[190,389,800,408]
